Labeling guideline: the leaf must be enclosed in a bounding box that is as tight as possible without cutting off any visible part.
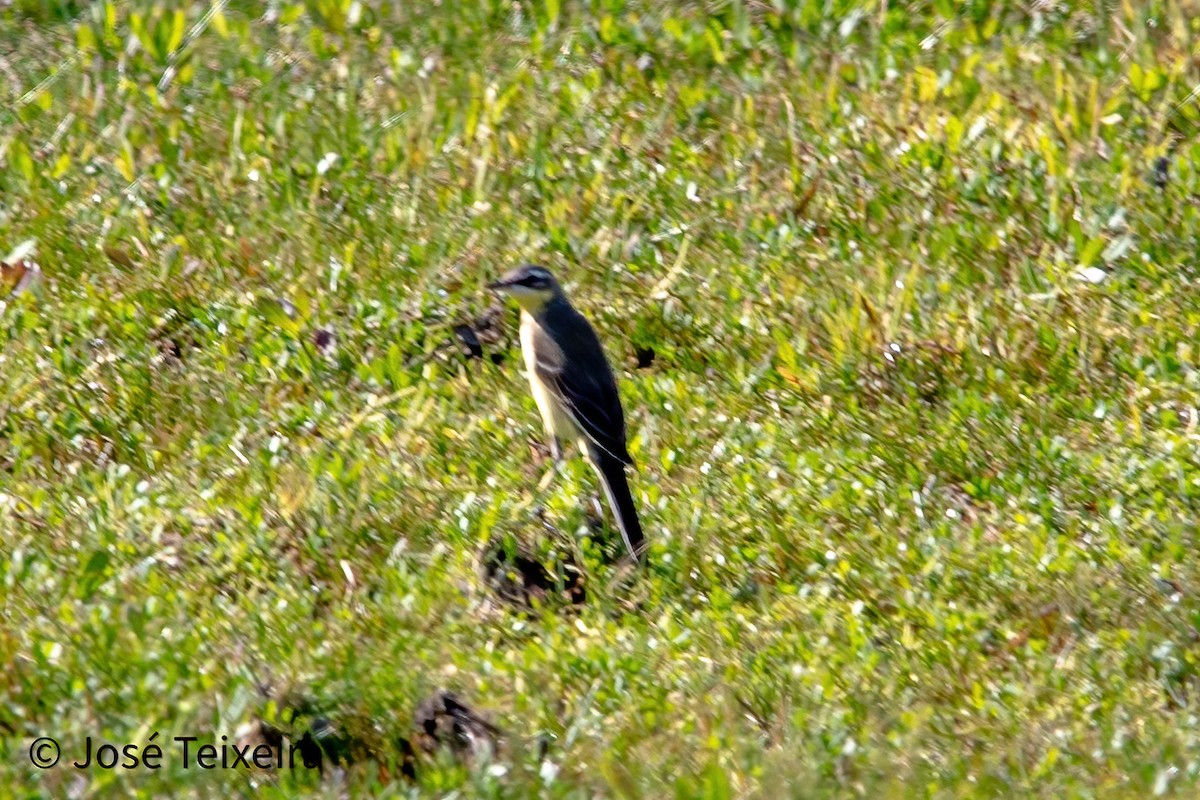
[945,115,964,152]
[704,23,726,66]
[1078,236,1105,268]
[51,152,72,179]
[1129,63,1144,93]
[776,337,798,371]
[982,14,999,39]
[129,11,146,50]
[915,66,939,103]
[79,549,112,598]
[115,140,136,182]
[166,9,186,55]
[1146,67,1166,93]
[8,138,34,183]
[82,549,110,576]
[542,0,559,30]
[257,296,299,333]
[292,287,312,322]
[1038,134,1059,178]
[701,760,732,800]
[76,22,96,54]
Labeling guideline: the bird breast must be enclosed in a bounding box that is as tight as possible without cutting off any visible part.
[519,311,578,440]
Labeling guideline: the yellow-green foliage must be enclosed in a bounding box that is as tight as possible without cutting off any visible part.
[4,1,1200,797]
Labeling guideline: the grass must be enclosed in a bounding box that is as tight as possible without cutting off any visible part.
[3,0,1200,796]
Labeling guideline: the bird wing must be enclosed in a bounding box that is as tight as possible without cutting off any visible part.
[530,319,633,466]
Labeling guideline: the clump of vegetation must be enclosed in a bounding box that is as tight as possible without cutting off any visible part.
[4,0,1200,796]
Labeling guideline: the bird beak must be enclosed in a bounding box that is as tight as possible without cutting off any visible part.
[487,277,513,291]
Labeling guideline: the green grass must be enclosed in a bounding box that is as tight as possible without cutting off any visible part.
[4,0,1200,796]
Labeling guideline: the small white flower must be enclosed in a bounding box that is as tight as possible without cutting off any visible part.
[316,152,339,175]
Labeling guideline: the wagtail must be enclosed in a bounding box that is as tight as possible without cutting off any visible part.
[488,265,645,563]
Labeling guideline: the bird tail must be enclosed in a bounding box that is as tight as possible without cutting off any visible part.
[588,446,645,564]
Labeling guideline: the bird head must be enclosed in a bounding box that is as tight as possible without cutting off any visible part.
[487,264,559,311]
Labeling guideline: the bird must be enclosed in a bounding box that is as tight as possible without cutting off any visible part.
[487,264,645,563]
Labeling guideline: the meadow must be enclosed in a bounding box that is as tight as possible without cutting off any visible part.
[4,0,1200,796]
